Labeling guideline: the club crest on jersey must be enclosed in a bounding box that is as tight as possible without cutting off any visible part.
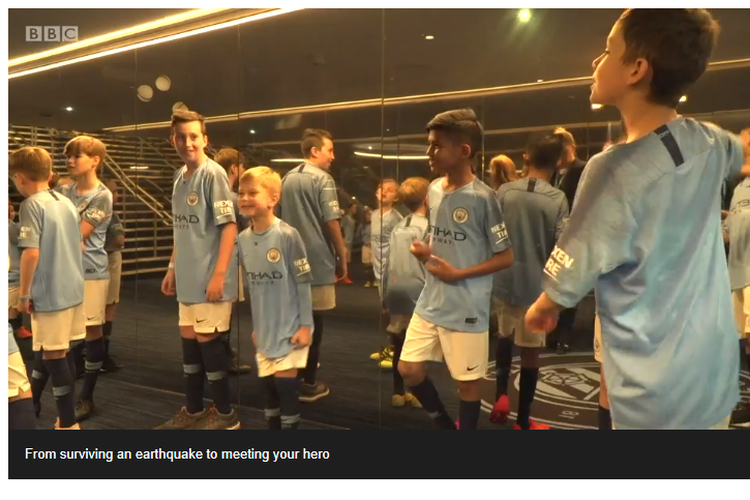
[452,207,469,224]
[77,201,88,213]
[267,248,281,263]
[187,192,200,207]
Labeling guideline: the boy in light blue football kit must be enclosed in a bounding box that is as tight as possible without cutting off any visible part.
[8,203,33,361]
[490,134,569,430]
[382,177,430,408]
[11,146,85,430]
[526,9,750,429]
[277,128,348,402]
[57,135,113,421]
[158,110,240,430]
[399,109,514,430]
[370,179,403,367]
[723,167,750,427]
[238,167,313,430]
[213,147,254,375]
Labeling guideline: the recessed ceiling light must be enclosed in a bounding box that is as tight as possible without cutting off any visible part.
[537,79,543,83]
[591,103,603,110]
[518,9,531,23]
[249,129,256,134]
[679,95,687,103]
[424,35,434,40]
[65,106,73,111]
[368,146,373,150]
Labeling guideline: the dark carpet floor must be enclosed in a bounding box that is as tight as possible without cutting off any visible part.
[33,273,749,430]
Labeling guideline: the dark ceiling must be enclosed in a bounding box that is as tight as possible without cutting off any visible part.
[8,8,750,167]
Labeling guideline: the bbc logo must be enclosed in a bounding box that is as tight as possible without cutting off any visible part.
[26,26,79,43]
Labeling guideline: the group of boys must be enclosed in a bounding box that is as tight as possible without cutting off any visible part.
[8,136,124,430]
[9,8,750,431]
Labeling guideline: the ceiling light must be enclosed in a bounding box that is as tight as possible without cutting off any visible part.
[271,158,305,163]
[368,146,372,150]
[9,8,304,80]
[129,166,149,170]
[679,95,687,103]
[591,103,603,110]
[518,9,532,23]
[65,106,73,112]
[249,129,256,134]
[537,79,543,83]
[424,35,434,40]
[355,151,429,161]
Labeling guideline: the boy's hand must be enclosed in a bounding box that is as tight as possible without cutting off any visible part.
[425,255,461,282]
[16,298,31,315]
[161,270,176,296]
[206,273,224,302]
[524,301,559,334]
[291,327,311,349]
[410,240,432,263]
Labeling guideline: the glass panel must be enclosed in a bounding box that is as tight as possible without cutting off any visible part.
[237,8,385,430]
[9,50,137,428]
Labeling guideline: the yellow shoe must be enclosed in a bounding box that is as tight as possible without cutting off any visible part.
[364,282,372,288]
[379,359,393,369]
[404,393,422,408]
[55,418,81,430]
[369,351,381,360]
[392,394,406,407]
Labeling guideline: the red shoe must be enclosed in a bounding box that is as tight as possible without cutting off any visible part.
[455,418,460,430]
[342,276,353,284]
[16,326,32,339]
[489,394,510,424]
[513,419,550,430]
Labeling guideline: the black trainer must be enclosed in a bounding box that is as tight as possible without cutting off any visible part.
[730,402,750,428]
[75,399,95,422]
[100,355,122,374]
[299,382,330,403]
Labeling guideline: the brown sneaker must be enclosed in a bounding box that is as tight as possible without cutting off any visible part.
[190,407,241,430]
[155,407,208,430]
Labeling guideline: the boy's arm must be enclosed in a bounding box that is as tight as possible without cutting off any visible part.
[288,230,313,330]
[17,201,43,301]
[208,170,238,278]
[80,190,112,240]
[319,177,347,273]
[538,157,637,312]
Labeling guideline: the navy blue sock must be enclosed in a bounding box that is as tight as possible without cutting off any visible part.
[516,367,540,429]
[495,337,513,400]
[181,338,205,415]
[30,351,49,416]
[79,338,104,401]
[199,337,232,415]
[599,405,612,430]
[275,376,302,430]
[44,358,75,428]
[9,399,37,429]
[263,376,281,430]
[458,399,481,430]
[407,377,455,429]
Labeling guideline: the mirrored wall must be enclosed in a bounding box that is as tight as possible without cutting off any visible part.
[8,7,750,430]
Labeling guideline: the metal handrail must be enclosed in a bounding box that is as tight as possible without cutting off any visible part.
[103,154,172,225]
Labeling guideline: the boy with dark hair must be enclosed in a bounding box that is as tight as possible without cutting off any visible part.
[399,108,514,430]
[58,135,113,421]
[371,178,403,368]
[490,134,569,430]
[382,177,430,407]
[157,110,240,430]
[526,9,750,429]
[238,166,312,429]
[212,147,252,375]
[11,146,85,430]
[101,180,124,373]
[276,128,348,402]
